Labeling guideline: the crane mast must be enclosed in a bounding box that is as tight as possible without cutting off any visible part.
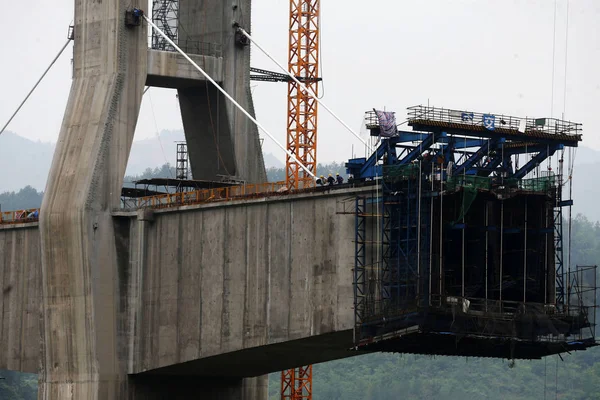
[286,0,320,189]
[281,0,319,398]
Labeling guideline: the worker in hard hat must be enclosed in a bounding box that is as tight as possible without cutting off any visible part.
[336,173,344,185]
[316,175,325,186]
[327,174,335,186]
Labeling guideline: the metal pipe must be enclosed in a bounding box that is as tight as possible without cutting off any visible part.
[545,205,548,304]
[417,160,422,303]
[1,40,71,136]
[237,28,371,154]
[485,201,489,311]
[500,201,504,306]
[429,162,434,306]
[439,162,444,298]
[462,192,465,299]
[144,16,316,179]
[524,199,528,303]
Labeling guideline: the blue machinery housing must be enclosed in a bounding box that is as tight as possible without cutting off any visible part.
[349,105,597,359]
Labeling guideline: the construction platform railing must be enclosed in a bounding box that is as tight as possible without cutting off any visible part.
[406,105,582,137]
[0,209,39,224]
[124,181,292,209]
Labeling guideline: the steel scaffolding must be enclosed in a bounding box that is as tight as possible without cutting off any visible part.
[349,105,596,360]
[152,0,179,51]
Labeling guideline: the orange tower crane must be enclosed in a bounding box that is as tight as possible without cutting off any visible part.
[282,0,319,399]
[248,0,320,394]
[285,0,321,190]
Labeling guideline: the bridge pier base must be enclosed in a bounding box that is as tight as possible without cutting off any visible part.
[129,375,268,400]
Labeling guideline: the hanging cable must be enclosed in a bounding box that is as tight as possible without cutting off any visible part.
[236,28,371,153]
[204,80,233,176]
[555,355,559,400]
[143,15,316,180]
[0,39,72,137]
[543,355,547,400]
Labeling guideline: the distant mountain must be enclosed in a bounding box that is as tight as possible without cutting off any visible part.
[0,130,186,192]
[1,130,599,221]
[0,131,54,192]
[263,152,284,169]
[126,129,185,176]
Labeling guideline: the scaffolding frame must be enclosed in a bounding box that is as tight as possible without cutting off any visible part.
[176,142,189,182]
[350,105,596,359]
[152,0,179,51]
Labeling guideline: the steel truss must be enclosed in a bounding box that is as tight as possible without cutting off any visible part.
[152,0,179,51]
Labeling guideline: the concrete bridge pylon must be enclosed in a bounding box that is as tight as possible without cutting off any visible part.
[39,1,266,398]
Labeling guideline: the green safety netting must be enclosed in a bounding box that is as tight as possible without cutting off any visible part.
[519,176,556,192]
[451,186,478,225]
[446,175,491,191]
[383,164,420,182]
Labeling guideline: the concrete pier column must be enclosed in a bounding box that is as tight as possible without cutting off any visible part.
[128,375,268,399]
[177,0,266,183]
[39,2,147,399]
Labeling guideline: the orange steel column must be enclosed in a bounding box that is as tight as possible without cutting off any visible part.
[282,0,318,396]
[281,365,313,400]
[285,0,320,189]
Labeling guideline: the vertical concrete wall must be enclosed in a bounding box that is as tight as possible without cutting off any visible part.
[0,224,41,374]
[132,189,359,374]
[0,187,373,398]
[38,1,147,398]
[177,0,266,183]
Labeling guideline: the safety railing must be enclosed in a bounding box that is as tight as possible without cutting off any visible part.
[382,164,421,182]
[407,105,582,137]
[0,209,39,224]
[127,181,291,209]
[446,175,492,191]
[519,176,556,192]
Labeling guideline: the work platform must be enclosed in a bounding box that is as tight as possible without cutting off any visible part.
[348,105,597,360]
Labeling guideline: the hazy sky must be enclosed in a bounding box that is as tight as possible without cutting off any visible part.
[1,0,599,164]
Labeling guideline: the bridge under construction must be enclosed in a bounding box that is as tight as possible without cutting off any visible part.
[0,0,597,399]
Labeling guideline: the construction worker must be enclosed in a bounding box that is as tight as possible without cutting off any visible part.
[316,175,325,186]
[327,174,335,186]
[336,173,344,185]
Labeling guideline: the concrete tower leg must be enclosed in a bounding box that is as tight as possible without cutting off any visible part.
[39,2,147,399]
[177,0,266,183]
[128,375,268,399]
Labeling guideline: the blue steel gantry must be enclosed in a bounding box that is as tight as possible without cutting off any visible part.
[349,105,596,360]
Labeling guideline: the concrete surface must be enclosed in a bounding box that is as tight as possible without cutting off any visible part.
[146,49,223,89]
[128,187,362,375]
[3,1,349,398]
[1,187,373,398]
[38,1,148,398]
[178,0,266,183]
[0,223,40,374]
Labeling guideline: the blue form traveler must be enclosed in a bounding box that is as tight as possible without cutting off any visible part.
[27,210,39,219]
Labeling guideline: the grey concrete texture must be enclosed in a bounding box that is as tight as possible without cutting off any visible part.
[0,187,373,398]
[128,188,362,376]
[38,0,148,398]
[177,0,266,183]
[146,50,223,89]
[0,224,41,374]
